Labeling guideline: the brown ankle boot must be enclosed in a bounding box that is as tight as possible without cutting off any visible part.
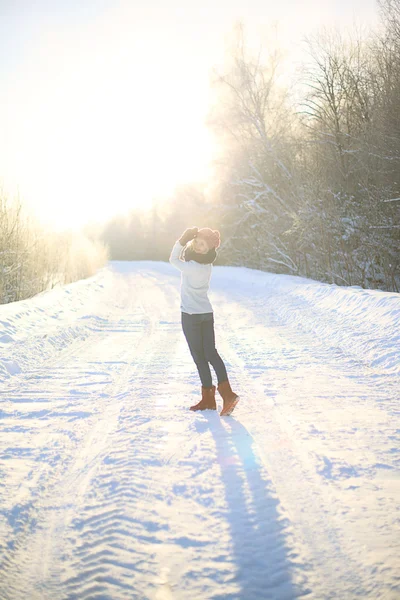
[218,380,240,416]
[190,386,217,411]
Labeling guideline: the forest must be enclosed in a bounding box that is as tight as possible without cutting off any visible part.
[102,0,400,292]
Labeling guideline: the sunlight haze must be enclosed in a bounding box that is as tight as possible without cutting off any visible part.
[0,0,378,230]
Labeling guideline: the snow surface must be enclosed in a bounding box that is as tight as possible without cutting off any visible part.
[0,261,399,599]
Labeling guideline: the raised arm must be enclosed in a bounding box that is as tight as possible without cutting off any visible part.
[169,227,198,272]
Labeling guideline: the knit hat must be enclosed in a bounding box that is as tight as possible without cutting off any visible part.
[196,228,221,249]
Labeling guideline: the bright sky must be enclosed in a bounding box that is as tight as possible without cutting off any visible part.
[0,0,378,230]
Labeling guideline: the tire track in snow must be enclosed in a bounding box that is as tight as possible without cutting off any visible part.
[214,287,398,599]
[217,333,364,598]
[2,264,397,599]
[0,274,178,599]
[4,267,307,599]
[59,323,182,600]
[55,294,311,599]
[3,266,309,600]
[59,328,308,600]
[0,273,147,553]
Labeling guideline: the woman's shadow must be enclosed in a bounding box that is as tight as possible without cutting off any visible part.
[194,414,307,600]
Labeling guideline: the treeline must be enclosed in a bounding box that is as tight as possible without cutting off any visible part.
[99,184,219,262]
[0,194,108,304]
[102,0,399,292]
[208,0,400,291]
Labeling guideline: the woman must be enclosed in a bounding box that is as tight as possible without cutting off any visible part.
[169,226,239,416]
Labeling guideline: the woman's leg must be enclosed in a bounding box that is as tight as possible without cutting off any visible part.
[201,314,228,384]
[201,315,239,416]
[181,313,213,387]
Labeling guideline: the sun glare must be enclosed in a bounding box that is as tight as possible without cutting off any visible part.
[11,92,214,230]
[1,0,378,231]
[2,4,215,231]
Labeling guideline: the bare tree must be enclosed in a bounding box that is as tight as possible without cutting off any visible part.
[207,19,399,291]
[0,191,109,304]
[208,24,301,272]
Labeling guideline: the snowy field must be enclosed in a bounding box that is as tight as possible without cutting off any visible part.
[0,261,399,600]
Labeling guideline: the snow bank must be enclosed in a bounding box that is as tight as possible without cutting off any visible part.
[214,267,400,376]
[1,262,399,385]
[0,268,113,383]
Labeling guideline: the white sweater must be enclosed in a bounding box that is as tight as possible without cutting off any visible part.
[169,241,213,314]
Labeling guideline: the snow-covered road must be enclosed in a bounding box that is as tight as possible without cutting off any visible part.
[1,262,399,599]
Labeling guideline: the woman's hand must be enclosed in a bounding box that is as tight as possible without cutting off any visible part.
[179,227,198,246]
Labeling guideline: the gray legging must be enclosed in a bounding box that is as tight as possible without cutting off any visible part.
[181,312,228,388]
